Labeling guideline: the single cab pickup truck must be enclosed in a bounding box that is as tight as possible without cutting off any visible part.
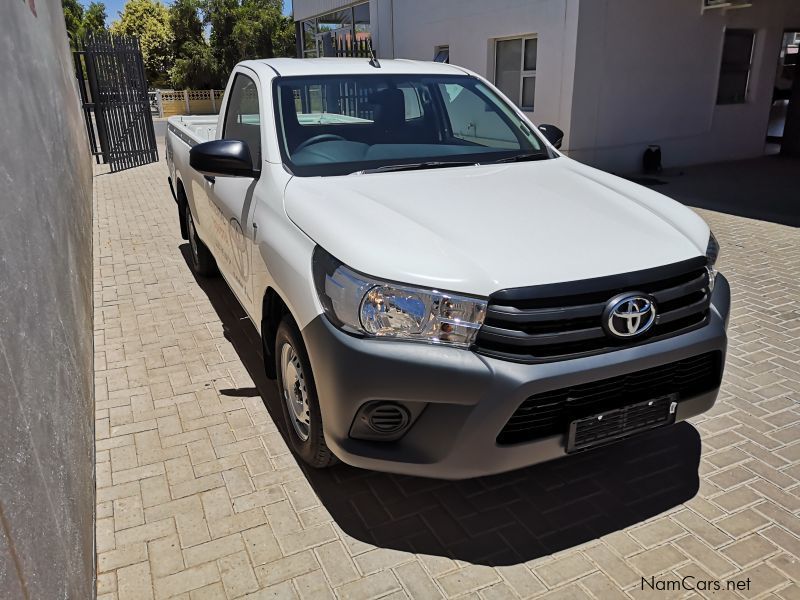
[166,58,729,479]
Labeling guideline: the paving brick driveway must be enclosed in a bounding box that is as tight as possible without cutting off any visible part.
[94,153,800,600]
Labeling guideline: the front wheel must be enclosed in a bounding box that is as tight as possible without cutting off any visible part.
[275,316,336,468]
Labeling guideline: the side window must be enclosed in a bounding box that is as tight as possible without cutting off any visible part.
[223,74,261,170]
[399,85,423,120]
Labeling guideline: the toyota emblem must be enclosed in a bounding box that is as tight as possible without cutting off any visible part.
[603,293,657,338]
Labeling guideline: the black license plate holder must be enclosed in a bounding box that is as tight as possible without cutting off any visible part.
[566,394,678,453]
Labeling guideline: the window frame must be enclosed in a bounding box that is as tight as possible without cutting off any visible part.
[222,71,263,170]
[434,45,450,64]
[716,28,756,105]
[493,35,538,112]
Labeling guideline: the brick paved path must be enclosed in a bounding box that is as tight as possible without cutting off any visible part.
[94,154,800,600]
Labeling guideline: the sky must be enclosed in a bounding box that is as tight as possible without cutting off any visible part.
[97,0,293,27]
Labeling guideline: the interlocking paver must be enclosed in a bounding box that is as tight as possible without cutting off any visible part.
[94,151,800,598]
[118,561,155,600]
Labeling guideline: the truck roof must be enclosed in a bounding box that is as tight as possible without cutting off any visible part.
[241,57,468,77]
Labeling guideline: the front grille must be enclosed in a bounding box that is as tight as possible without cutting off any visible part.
[475,257,711,362]
[497,351,721,445]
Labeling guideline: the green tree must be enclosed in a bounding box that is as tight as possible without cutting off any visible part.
[231,0,295,62]
[203,0,295,83]
[62,0,108,48]
[168,0,221,88]
[111,0,174,86]
[204,0,240,79]
[82,2,108,36]
[170,41,221,88]
[170,0,204,53]
[62,0,85,46]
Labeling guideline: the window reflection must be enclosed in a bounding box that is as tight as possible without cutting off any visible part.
[300,2,371,58]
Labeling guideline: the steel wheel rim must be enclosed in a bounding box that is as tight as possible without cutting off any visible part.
[280,342,310,442]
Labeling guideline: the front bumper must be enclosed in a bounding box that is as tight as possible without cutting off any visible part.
[302,274,730,479]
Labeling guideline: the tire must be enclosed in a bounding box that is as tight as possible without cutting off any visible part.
[275,315,336,468]
[184,202,218,277]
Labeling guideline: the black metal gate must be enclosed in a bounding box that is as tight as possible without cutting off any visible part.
[74,32,158,172]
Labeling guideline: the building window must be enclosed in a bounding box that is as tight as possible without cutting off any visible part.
[302,20,317,58]
[434,46,450,63]
[717,29,755,105]
[300,2,371,58]
[494,36,537,111]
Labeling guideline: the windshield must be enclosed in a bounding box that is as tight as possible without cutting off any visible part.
[273,74,551,176]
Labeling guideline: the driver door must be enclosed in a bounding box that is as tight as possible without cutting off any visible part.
[205,71,262,313]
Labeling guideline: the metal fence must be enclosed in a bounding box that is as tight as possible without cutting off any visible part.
[74,32,158,172]
[149,89,226,117]
[333,37,374,58]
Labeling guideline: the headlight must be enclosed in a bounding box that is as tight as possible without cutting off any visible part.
[706,232,719,291]
[312,247,487,347]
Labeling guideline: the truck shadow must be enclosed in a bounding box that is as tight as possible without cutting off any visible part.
[182,245,701,566]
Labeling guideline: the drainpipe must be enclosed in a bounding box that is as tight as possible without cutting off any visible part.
[390,0,395,58]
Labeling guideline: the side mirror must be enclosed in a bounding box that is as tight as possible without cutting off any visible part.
[190,139,259,179]
[538,124,564,149]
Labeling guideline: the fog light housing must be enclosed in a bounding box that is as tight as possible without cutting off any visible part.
[367,403,410,434]
[350,401,423,441]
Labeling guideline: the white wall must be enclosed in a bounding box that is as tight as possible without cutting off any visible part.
[569,0,800,173]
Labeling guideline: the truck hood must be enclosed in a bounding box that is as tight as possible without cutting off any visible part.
[284,157,710,297]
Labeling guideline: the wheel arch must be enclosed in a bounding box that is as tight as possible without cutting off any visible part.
[261,286,292,379]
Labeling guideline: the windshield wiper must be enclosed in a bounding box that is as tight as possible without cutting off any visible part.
[359,160,477,174]
[486,152,550,164]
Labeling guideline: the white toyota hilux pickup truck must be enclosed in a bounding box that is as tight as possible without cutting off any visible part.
[166,58,729,479]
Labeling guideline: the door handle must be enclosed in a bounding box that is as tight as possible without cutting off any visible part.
[204,175,215,184]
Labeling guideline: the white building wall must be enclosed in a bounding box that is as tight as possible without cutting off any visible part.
[569,0,800,173]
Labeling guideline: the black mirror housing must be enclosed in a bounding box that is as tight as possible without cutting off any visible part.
[538,124,564,150]
[190,139,258,178]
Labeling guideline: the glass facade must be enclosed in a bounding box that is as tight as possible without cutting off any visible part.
[300,2,371,58]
